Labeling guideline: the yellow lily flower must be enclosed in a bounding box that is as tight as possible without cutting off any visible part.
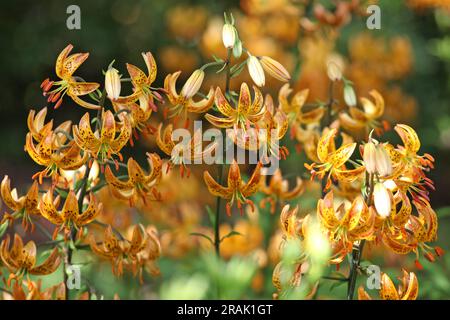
[73,110,131,162]
[40,189,102,239]
[164,70,214,121]
[105,153,162,206]
[89,224,161,283]
[279,204,304,242]
[304,128,365,190]
[259,169,304,213]
[203,161,262,216]
[317,191,375,263]
[25,131,88,183]
[0,234,61,283]
[114,52,159,107]
[358,270,418,300]
[1,176,40,231]
[27,107,72,143]
[41,44,100,110]
[205,83,265,129]
[338,90,385,134]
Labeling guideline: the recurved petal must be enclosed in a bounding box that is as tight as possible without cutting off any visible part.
[104,165,132,190]
[214,87,234,117]
[62,53,89,78]
[29,247,61,275]
[400,271,419,300]
[357,287,372,300]
[142,51,157,84]
[76,193,102,226]
[55,44,73,79]
[329,142,357,168]
[101,110,116,142]
[361,90,384,120]
[204,113,235,128]
[69,93,101,110]
[39,191,64,225]
[1,176,23,211]
[242,162,262,197]
[317,128,337,163]
[203,171,232,199]
[61,191,79,222]
[237,83,251,114]
[380,273,400,300]
[394,124,420,153]
[126,63,148,87]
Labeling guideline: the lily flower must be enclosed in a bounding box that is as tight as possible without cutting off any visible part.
[0,234,61,284]
[72,110,131,162]
[113,52,159,107]
[89,224,161,283]
[259,169,304,213]
[1,176,40,231]
[25,131,88,183]
[40,189,102,239]
[358,270,418,300]
[105,153,162,206]
[338,90,385,134]
[304,128,365,190]
[203,161,262,216]
[205,83,265,129]
[317,191,375,263]
[41,44,100,110]
[164,70,214,121]
[156,124,216,177]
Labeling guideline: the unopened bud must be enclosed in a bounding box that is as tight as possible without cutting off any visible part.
[344,84,357,107]
[326,55,343,82]
[247,55,265,87]
[181,69,205,99]
[375,146,392,177]
[373,183,392,218]
[233,40,242,58]
[105,67,121,100]
[222,24,236,49]
[363,142,377,174]
[260,56,291,82]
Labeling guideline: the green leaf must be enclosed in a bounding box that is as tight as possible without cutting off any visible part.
[329,279,347,291]
[190,232,214,245]
[55,188,68,198]
[220,230,242,242]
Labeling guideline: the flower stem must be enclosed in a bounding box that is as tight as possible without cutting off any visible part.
[347,173,374,300]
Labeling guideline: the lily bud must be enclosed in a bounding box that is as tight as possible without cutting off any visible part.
[233,39,242,58]
[222,23,236,49]
[344,84,357,107]
[363,142,377,174]
[375,146,393,177]
[105,67,121,100]
[373,183,392,218]
[247,55,265,87]
[326,55,343,82]
[260,56,291,82]
[181,69,205,99]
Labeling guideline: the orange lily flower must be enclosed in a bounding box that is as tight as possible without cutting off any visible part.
[0,234,61,284]
[41,44,100,110]
[73,110,131,162]
[89,225,161,283]
[105,153,162,206]
[272,261,317,300]
[27,107,72,143]
[40,189,102,239]
[164,71,214,120]
[278,84,323,125]
[205,83,265,129]
[25,130,88,183]
[304,128,365,190]
[156,123,216,177]
[4,280,66,300]
[339,89,386,134]
[231,94,290,160]
[386,124,435,204]
[1,176,40,231]
[317,191,375,263]
[259,169,304,213]
[114,52,159,107]
[358,270,418,300]
[203,161,262,216]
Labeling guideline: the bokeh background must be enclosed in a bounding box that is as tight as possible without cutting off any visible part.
[0,0,449,299]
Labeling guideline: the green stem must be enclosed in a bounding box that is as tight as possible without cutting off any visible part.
[347,173,374,300]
